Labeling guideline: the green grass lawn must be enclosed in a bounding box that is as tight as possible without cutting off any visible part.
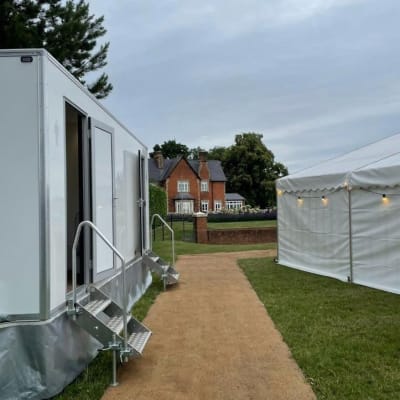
[239,257,400,400]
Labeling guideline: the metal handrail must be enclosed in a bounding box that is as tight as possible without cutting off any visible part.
[71,220,128,351]
[150,214,175,266]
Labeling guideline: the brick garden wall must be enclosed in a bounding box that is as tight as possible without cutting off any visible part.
[207,227,277,244]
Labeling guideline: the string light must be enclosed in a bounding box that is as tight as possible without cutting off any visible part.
[297,196,303,206]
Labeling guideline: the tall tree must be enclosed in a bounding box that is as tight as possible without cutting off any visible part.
[223,133,288,208]
[152,140,190,159]
[208,146,227,161]
[0,0,112,99]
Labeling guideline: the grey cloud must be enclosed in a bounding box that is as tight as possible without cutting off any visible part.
[90,0,400,172]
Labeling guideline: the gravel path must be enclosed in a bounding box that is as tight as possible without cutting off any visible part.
[101,250,316,400]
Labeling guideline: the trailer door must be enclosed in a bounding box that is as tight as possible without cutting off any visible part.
[138,150,147,254]
[90,119,115,281]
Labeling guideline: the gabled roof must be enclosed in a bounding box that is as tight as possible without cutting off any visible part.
[149,157,227,183]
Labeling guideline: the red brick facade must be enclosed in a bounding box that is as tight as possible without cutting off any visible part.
[164,158,225,213]
[160,158,225,213]
[149,151,229,214]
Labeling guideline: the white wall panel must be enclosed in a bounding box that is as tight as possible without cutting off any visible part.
[0,55,40,315]
[278,190,350,281]
[351,188,400,293]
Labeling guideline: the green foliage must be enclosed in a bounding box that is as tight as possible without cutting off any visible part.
[151,140,190,159]
[149,184,167,218]
[208,146,227,161]
[188,146,206,160]
[223,133,288,208]
[240,258,400,400]
[0,0,112,99]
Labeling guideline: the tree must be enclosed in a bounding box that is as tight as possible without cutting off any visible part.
[151,140,190,159]
[208,146,227,161]
[222,133,288,208]
[0,0,112,99]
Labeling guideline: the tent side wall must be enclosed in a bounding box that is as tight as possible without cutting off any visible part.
[0,52,43,320]
[277,189,351,281]
[351,187,400,293]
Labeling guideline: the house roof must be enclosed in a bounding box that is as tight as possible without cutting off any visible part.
[225,193,245,201]
[149,157,227,182]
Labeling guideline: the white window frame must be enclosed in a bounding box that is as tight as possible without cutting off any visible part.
[201,200,209,213]
[201,180,209,192]
[177,180,189,193]
[226,200,243,210]
[214,200,222,212]
[175,200,194,214]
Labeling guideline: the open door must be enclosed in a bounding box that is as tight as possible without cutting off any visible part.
[90,119,115,281]
[66,103,90,291]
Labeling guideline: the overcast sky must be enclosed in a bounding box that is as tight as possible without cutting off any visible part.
[90,0,400,173]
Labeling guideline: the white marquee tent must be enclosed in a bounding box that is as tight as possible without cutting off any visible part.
[276,133,400,294]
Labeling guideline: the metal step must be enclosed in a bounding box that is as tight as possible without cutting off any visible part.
[143,252,179,288]
[85,298,112,315]
[166,266,180,285]
[127,329,152,355]
[107,314,131,335]
[70,286,151,358]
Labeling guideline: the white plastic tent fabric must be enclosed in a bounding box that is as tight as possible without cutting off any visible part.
[276,133,400,294]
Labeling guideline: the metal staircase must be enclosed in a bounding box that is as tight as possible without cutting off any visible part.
[67,221,151,386]
[143,250,180,289]
[72,285,151,358]
[146,214,180,290]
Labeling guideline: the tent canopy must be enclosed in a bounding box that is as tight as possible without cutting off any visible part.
[277,133,400,192]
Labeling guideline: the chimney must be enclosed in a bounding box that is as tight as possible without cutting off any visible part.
[199,151,208,163]
[153,151,164,169]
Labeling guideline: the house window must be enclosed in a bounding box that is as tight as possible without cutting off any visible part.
[175,200,194,214]
[214,200,222,212]
[201,200,209,213]
[201,180,209,192]
[226,200,243,210]
[177,180,189,193]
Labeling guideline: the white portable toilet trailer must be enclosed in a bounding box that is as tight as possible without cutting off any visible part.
[0,49,174,399]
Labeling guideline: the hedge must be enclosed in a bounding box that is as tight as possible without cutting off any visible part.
[149,184,167,219]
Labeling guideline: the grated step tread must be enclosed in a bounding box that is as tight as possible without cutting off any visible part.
[107,314,131,334]
[127,330,152,355]
[85,298,111,315]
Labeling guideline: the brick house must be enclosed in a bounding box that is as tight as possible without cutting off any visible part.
[149,151,234,214]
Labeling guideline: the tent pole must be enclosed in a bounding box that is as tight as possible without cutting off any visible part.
[276,190,280,263]
[348,188,354,283]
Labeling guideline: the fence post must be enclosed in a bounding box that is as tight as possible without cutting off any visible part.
[193,212,208,243]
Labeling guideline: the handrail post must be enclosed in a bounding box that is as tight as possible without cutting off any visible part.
[150,214,175,265]
[71,220,128,352]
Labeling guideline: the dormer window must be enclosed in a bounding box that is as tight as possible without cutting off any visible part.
[177,180,189,192]
[201,180,209,192]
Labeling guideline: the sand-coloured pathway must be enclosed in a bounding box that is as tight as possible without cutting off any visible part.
[102,250,315,400]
